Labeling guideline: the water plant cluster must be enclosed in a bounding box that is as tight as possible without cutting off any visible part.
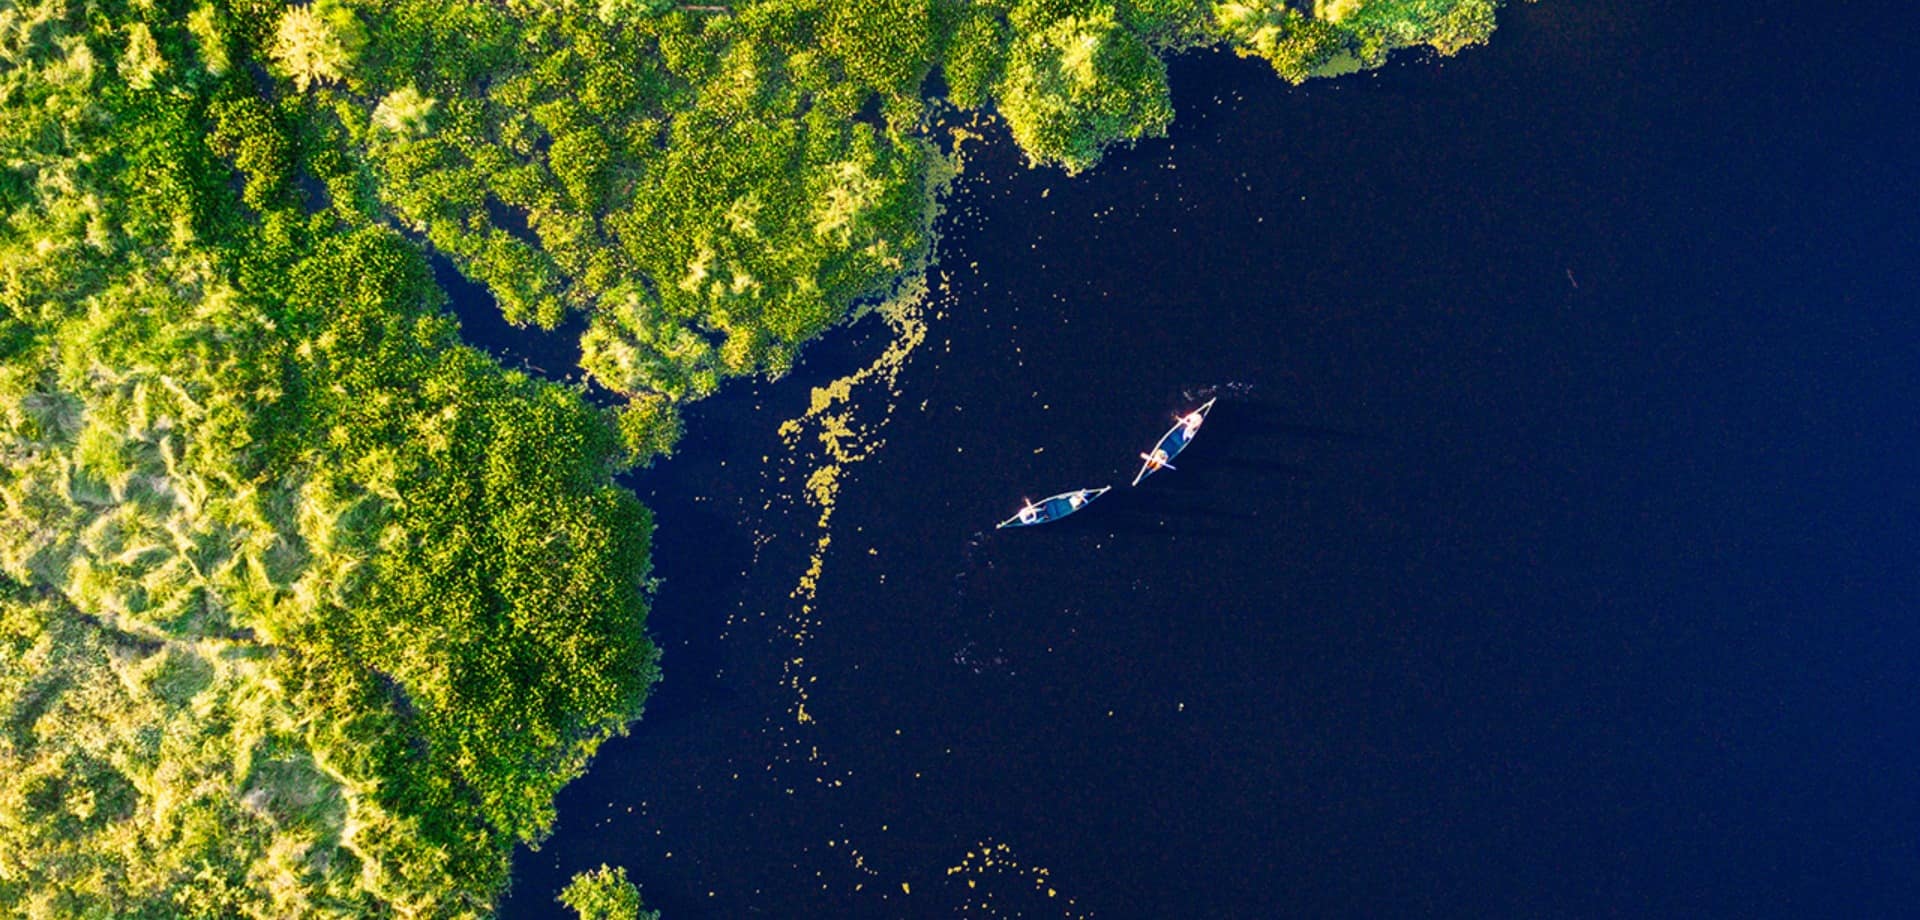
[0,0,1517,915]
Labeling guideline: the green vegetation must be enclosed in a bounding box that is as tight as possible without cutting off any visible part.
[0,4,655,913]
[559,865,658,920]
[1000,6,1174,174]
[0,0,1526,914]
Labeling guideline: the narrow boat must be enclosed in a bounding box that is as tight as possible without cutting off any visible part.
[996,486,1112,529]
[1131,397,1218,486]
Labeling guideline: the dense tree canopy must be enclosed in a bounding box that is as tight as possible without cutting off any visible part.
[998,5,1174,174]
[0,3,656,914]
[0,0,1527,914]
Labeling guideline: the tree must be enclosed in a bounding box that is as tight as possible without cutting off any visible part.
[372,86,439,139]
[271,0,367,91]
[824,0,935,96]
[996,6,1174,173]
[1320,0,1499,60]
[1214,0,1353,83]
[558,865,657,920]
[616,394,685,468]
[943,6,1011,108]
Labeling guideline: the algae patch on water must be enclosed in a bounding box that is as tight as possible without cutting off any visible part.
[768,280,931,734]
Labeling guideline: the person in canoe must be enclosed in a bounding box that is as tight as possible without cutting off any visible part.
[1139,447,1175,474]
[1181,408,1205,436]
[1131,397,1217,486]
[998,486,1111,529]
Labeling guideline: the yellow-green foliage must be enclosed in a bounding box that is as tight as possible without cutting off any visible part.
[997,5,1174,174]
[271,0,366,92]
[0,4,657,915]
[558,864,657,920]
[616,395,685,468]
[0,587,325,919]
[0,227,659,915]
[943,6,1013,108]
[1313,0,1498,60]
[1219,0,1504,78]
[1213,0,1352,82]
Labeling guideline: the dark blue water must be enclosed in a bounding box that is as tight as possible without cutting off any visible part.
[494,0,1920,915]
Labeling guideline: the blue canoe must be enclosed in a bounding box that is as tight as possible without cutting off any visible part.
[1131,397,1218,486]
[996,486,1112,529]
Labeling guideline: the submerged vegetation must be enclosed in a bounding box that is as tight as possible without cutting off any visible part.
[0,0,1523,914]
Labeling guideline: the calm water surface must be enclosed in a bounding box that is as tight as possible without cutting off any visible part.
[494,0,1920,915]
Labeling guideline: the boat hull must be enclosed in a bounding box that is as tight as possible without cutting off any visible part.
[997,486,1112,529]
[1132,397,1217,486]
